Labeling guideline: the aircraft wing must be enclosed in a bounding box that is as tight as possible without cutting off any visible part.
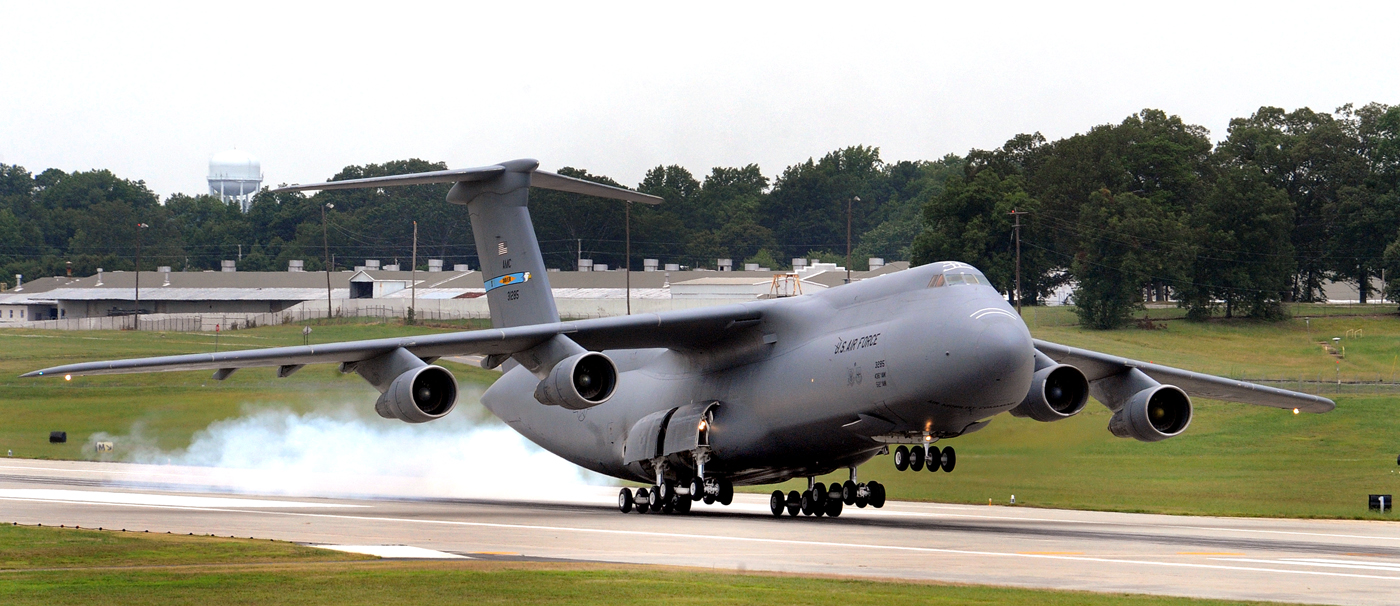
[22,304,764,379]
[1034,339,1335,413]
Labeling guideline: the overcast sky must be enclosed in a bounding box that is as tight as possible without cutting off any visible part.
[2,1,1397,198]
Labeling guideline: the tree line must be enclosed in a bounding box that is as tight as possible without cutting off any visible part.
[0,103,1395,328]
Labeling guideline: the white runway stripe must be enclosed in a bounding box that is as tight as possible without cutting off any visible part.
[0,489,365,509]
[1216,557,1400,573]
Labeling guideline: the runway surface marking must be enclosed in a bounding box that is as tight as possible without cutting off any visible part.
[0,489,366,509]
[310,545,469,559]
[7,492,1400,583]
[1217,558,1400,573]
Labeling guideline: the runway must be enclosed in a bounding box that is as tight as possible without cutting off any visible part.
[3,459,1399,605]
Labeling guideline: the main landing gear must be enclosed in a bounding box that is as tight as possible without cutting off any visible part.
[619,476,733,515]
[892,444,955,473]
[768,469,887,518]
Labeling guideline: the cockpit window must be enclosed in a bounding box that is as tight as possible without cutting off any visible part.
[929,271,985,288]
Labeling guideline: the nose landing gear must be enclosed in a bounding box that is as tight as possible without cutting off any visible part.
[893,444,955,473]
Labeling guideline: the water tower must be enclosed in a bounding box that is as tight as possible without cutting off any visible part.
[207,149,263,212]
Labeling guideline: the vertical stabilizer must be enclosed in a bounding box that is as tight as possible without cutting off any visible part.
[447,159,558,328]
[270,157,661,331]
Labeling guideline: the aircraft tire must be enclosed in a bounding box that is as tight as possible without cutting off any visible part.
[869,481,886,508]
[842,480,857,505]
[811,483,826,506]
[635,488,651,514]
[618,488,634,513]
[909,446,925,472]
[800,491,813,516]
[786,491,801,516]
[828,483,843,504]
[941,447,956,473]
[825,496,842,517]
[718,479,734,505]
[703,493,715,505]
[769,490,786,516]
[689,478,704,502]
[673,494,691,514]
[893,445,909,471]
[647,487,661,511]
[926,446,942,473]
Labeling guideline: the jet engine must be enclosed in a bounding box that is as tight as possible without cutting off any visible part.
[1009,364,1089,422]
[1108,385,1192,442]
[373,365,459,423]
[534,352,618,410]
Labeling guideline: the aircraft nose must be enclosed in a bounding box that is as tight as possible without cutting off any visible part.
[968,307,1034,404]
[975,314,1032,375]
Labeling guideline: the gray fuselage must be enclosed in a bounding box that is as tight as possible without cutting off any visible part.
[482,261,1035,486]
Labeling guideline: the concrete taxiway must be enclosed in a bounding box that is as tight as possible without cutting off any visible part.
[2,459,1398,605]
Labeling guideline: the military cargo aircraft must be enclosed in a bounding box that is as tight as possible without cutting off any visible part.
[26,159,1335,518]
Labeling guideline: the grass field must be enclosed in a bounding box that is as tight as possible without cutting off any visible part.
[3,307,1400,519]
[0,524,1301,606]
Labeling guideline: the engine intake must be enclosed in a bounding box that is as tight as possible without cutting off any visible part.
[374,365,459,423]
[1108,385,1192,442]
[1010,364,1089,422]
[534,352,618,410]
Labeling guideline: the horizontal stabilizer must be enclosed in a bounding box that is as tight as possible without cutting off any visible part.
[271,158,661,205]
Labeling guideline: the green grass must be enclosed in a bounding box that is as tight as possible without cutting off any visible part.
[0,523,369,569]
[0,525,1298,606]
[4,309,1400,519]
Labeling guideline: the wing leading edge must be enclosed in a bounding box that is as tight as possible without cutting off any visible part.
[23,304,764,379]
[1034,339,1334,413]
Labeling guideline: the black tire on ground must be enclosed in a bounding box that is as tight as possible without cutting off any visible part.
[636,487,651,514]
[770,490,786,516]
[703,493,716,505]
[689,477,704,502]
[673,494,692,513]
[909,445,925,471]
[648,487,661,511]
[925,446,941,473]
[869,481,886,508]
[811,483,826,505]
[658,479,673,501]
[856,493,868,508]
[786,490,802,516]
[842,480,857,505]
[718,478,734,505]
[828,483,843,504]
[941,447,956,473]
[618,488,634,513]
[825,495,842,517]
[893,445,909,471]
[800,491,813,516]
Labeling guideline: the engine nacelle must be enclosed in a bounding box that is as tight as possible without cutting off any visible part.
[1009,364,1089,422]
[1108,385,1192,442]
[374,365,459,423]
[533,352,618,410]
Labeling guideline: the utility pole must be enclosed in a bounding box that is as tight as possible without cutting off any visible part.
[411,220,417,324]
[1009,209,1030,314]
[846,196,859,284]
[625,201,631,315]
[322,203,334,320]
[133,223,148,330]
